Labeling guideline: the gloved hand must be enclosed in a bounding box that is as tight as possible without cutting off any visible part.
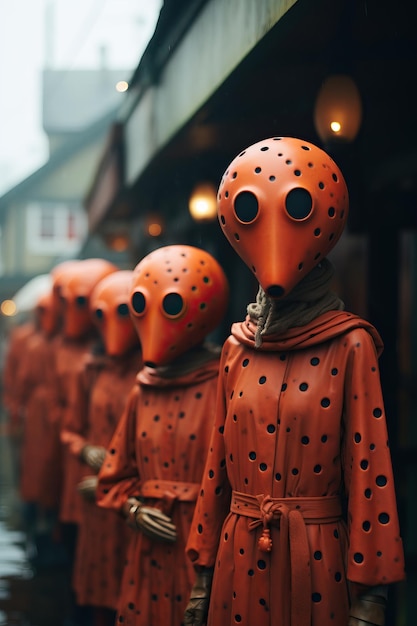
[126,500,177,542]
[348,593,386,625]
[77,475,98,502]
[183,567,213,626]
[80,444,107,471]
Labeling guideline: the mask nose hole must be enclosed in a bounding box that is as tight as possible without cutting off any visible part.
[266,285,285,299]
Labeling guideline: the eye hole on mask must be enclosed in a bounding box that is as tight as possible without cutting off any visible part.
[285,187,313,220]
[95,308,104,321]
[117,303,129,317]
[76,295,88,308]
[131,291,146,316]
[162,292,185,318]
[234,191,259,223]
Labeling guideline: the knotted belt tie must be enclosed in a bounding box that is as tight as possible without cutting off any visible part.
[230,491,342,626]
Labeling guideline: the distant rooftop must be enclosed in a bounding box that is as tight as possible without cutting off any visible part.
[42,68,129,133]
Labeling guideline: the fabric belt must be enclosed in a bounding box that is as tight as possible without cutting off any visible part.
[230,491,343,626]
[141,479,200,502]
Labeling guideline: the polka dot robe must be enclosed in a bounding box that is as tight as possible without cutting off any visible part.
[186,311,405,626]
[96,357,220,626]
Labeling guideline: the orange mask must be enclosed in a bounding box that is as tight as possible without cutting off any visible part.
[59,258,119,339]
[129,245,229,366]
[217,136,348,298]
[91,270,140,357]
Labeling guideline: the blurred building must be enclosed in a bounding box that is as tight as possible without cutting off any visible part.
[0,66,131,307]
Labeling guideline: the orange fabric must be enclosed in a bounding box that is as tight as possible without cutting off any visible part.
[97,357,220,626]
[186,311,405,626]
[67,350,142,610]
[55,335,97,524]
[18,329,63,509]
[2,322,37,436]
[231,492,342,626]
[141,479,200,502]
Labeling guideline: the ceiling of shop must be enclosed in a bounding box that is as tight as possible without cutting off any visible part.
[111,0,417,234]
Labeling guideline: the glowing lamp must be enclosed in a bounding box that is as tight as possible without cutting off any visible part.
[189,182,217,222]
[314,74,363,143]
[1,299,17,316]
[145,215,164,238]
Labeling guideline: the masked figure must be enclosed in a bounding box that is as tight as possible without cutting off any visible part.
[59,270,143,625]
[185,137,405,626]
[16,287,68,565]
[51,258,118,623]
[96,245,229,626]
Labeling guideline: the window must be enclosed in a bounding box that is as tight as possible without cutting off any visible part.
[26,202,87,254]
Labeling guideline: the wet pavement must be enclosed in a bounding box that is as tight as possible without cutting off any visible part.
[0,412,73,626]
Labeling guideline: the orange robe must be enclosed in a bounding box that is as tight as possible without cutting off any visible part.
[186,311,405,626]
[2,321,37,438]
[55,334,97,525]
[62,350,142,611]
[18,329,62,509]
[97,356,220,626]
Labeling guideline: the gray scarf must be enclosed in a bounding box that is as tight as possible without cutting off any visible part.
[247,258,344,347]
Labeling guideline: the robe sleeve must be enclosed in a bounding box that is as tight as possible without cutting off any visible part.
[96,384,143,514]
[186,340,233,567]
[342,327,405,586]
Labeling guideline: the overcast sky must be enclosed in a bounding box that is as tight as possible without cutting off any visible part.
[0,0,162,195]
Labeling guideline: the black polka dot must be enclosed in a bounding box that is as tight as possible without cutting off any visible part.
[257,560,267,570]
[362,521,371,532]
[373,408,383,418]
[242,358,249,367]
[376,475,387,487]
[299,382,308,391]
[310,357,320,366]
[378,512,390,524]
[267,424,276,433]
[354,553,364,563]
[312,592,322,602]
[249,451,256,460]
[259,376,267,385]
[260,463,267,471]
[301,436,310,445]
[314,551,322,560]
[354,432,361,443]
[321,397,330,408]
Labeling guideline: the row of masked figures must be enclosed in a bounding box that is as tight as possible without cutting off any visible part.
[2,138,404,626]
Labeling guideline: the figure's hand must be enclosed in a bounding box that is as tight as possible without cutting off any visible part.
[184,568,213,626]
[127,502,177,542]
[80,444,107,471]
[77,475,98,502]
[348,594,386,626]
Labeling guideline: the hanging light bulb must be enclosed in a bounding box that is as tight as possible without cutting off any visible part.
[314,74,363,143]
[189,182,218,222]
